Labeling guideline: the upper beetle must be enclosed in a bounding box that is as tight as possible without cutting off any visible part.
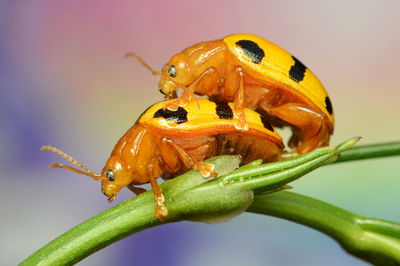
[127,33,334,154]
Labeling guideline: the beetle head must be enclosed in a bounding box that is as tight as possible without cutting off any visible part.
[101,155,134,202]
[159,54,192,98]
[41,145,135,202]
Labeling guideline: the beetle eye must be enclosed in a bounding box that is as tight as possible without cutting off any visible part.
[106,169,115,182]
[168,65,177,78]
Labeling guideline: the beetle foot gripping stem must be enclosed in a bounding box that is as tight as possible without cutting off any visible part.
[196,162,217,179]
[155,193,168,222]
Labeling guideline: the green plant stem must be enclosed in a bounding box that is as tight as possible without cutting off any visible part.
[21,139,400,265]
[334,141,400,163]
[247,191,400,265]
[20,156,245,266]
[22,192,161,265]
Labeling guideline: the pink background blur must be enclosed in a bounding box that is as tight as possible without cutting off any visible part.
[1,1,399,265]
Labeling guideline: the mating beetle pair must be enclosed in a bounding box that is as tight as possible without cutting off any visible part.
[44,33,334,220]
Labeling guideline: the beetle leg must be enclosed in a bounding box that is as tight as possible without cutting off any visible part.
[147,163,168,221]
[127,184,147,195]
[164,66,217,111]
[225,66,249,131]
[161,137,217,178]
[267,103,331,153]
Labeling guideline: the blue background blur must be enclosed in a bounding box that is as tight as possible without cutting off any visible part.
[1,1,400,265]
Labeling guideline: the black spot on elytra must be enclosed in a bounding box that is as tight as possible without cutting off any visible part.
[325,97,333,115]
[235,40,265,64]
[153,107,188,124]
[215,102,234,119]
[260,115,274,131]
[289,56,307,82]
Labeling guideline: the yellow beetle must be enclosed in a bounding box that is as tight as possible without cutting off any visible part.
[42,98,283,220]
[127,33,334,154]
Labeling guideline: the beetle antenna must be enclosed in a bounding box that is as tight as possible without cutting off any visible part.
[41,145,101,180]
[124,52,161,75]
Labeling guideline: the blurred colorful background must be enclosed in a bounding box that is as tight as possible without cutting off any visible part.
[1,1,399,265]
